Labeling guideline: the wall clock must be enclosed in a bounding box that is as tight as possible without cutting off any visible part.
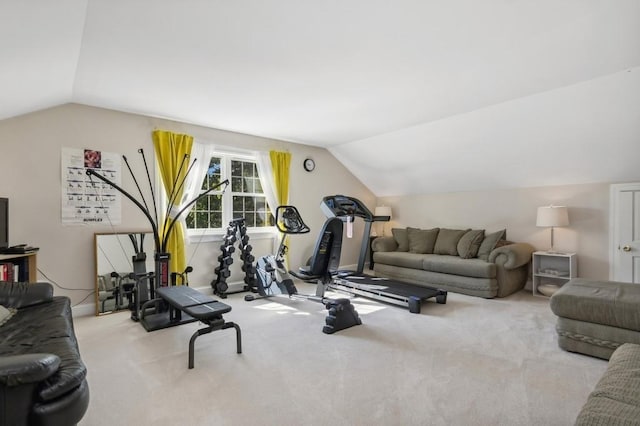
[303,158,315,172]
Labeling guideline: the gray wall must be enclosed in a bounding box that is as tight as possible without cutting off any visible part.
[379,182,612,281]
[0,104,375,309]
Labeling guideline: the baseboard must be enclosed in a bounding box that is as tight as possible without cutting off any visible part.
[72,303,96,317]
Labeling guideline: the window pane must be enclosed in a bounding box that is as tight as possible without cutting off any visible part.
[233,196,243,211]
[195,197,208,210]
[231,160,242,176]
[186,214,194,228]
[231,176,243,192]
[245,196,255,211]
[245,212,255,227]
[195,212,208,228]
[210,195,221,211]
[242,162,253,178]
[244,178,255,193]
[187,156,274,230]
[204,158,221,190]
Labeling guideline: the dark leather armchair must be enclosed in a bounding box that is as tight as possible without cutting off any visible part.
[0,282,89,426]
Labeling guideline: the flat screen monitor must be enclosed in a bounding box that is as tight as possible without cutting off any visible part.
[0,198,8,249]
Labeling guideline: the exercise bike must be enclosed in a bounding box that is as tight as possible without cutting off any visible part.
[244,205,308,300]
[245,205,361,334]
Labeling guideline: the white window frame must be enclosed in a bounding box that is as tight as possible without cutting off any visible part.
[182,147,277,243]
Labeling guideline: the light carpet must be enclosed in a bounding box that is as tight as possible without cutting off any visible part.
[74,285,607,426]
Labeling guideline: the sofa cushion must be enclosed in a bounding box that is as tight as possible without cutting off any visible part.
[433,228,468,255]
[373,251,428,270]
[575,343,640,425]
[457,230,485,259]
[550,278,640,332]
[422,255,496,278]
[407,227,439,254]
[477,229,506,261]
[391,228,409,252]
[371,236,397,252]
[0,282,54,309]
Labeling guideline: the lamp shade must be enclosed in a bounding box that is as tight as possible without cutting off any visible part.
[374,206,392,219]
[536,206,569,227]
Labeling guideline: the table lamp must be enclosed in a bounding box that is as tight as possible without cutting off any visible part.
[536,205,569,253]
[374,206,392,236]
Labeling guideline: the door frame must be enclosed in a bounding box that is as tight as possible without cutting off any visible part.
[609,182,640,281]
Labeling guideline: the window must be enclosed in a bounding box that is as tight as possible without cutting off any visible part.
[185,154,274,233]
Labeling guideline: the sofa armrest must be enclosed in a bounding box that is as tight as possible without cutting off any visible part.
[0,282,53,309]
[0,353,60,387]
[371,236,398,252]
[488,242,535,269]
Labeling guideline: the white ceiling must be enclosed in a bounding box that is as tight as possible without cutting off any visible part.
[2,0,639,196]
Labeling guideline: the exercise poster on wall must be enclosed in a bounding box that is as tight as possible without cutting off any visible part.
[61,147,122,224]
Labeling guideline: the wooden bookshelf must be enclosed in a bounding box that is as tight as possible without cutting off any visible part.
[0,252,38,282]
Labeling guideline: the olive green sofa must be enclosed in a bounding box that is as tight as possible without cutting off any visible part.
[371,227,535,298]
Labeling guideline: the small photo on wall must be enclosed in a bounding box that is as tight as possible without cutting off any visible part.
[84,149,102,169]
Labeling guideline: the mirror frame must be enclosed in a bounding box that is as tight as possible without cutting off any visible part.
[94,230,154,316]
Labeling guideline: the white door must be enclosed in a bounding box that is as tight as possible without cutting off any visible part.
[611,183,640,283]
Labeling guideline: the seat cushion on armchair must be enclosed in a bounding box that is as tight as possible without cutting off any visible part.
[550,278,640,332]
[575,343,640,425]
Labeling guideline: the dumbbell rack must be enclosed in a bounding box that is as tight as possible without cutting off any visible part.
[211,218,256,298]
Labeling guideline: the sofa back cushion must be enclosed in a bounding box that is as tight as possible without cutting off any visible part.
[477,229,506,261]
[407,227,440,254]
[391,228,409,252]
[434,228,468,255]
[0,282,53,309]
[457,229,485,259]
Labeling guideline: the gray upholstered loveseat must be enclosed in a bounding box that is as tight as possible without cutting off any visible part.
[372,227,535,298]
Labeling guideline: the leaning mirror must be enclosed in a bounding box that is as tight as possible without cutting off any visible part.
[94,231,155,315]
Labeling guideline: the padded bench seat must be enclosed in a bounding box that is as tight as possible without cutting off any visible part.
[550,278,640,360]
[155,286,241,369]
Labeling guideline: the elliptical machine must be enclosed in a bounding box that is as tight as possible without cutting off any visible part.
[245,205,361,334]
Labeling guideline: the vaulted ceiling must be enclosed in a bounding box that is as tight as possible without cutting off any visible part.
[2,1,639,196]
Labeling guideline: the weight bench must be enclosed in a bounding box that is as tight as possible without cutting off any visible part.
[155,286,242,369]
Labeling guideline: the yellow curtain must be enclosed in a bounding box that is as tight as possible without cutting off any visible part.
[269,151,291,206]
[152,130,194,280]
[269,151,291,266]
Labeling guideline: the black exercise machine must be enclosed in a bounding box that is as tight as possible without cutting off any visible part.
[321,195,448,314]
[86,150,236,332]
[321,195,391,274]
[245,205,308,300]
[246,205,361,334]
